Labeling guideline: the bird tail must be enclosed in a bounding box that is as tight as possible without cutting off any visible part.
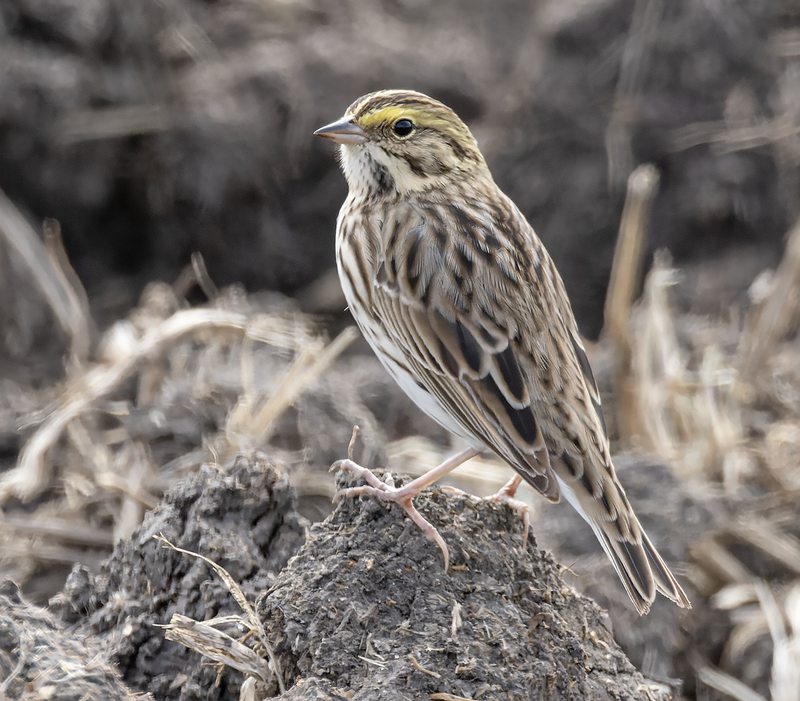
[588,518,692,615]
[554,474,691,615]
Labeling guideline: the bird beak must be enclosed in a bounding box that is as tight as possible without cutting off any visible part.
[314,116,368,145]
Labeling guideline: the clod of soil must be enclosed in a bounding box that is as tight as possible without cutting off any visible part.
[260,470,673,701]
[52,453,307,700]
[44,451,676,700]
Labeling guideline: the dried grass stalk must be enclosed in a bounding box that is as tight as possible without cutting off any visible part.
[164,614,272,682]
[739,216,800,382]
[770,583,800,701]
[733,520,800,577]
[632,253,745,481]
[632,253,686,459]
[691,654,768,701]
[670,115,800,154]
[156,535,285,695]
[226,325,358,452]
[2,308,249,503]
[0,188,91,365]
[604,163,659,441]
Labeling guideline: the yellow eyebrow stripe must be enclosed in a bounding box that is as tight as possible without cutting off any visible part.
[359,106,449,131]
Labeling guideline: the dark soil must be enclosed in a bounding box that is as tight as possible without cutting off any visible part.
[47,451,674,700]
[51,453,306,700]
[261,469,669,701]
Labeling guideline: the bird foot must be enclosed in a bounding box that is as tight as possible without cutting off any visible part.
[487,477,531,550]
[331,458,451,570]
[442,476,530,550]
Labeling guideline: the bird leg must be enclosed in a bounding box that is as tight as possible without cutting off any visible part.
[331,446,481,570]
[486,475,531,549]
[443,473,531,549]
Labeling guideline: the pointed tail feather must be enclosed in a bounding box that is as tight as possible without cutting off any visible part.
[589,524,692,614]
[642,529,692,609]
[589,521,656,615]
[555,474,691,614]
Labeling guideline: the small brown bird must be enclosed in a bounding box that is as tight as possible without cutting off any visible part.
[315,89,690,614]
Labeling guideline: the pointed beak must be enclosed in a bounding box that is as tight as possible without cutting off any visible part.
[314,116,368,145]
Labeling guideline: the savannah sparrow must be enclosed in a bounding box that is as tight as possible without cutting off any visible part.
[315,89,690,614]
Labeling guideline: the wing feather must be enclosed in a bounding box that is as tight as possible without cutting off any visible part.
[366,198,562,500]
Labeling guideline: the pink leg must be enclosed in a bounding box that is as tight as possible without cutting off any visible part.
[489,475,531,549]
[443,473,530,549]
[331,447,481,570]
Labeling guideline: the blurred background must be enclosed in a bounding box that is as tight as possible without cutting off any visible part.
[2,0,796,347]
[1,0,800,699]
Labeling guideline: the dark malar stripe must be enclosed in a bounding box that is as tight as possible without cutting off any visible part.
[372,162,394,196]
[404,154,427,177]
[431,156,451,174]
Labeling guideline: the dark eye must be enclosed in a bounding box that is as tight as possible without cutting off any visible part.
[393,119,414,137]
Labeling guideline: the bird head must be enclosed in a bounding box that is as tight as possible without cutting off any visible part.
[314,90,490,199]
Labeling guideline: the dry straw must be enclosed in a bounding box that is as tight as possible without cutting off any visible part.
[156,534,286,697]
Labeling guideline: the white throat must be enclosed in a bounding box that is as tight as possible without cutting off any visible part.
[339,144,377,200]
[340,143,446,199]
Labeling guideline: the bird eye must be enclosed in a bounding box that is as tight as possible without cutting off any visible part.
[393,119,414,137]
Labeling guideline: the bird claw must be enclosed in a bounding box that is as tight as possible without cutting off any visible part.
[488,477,531,550]
[442,480,531,550]
[329,458,451,570]
[331,458,390,489]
